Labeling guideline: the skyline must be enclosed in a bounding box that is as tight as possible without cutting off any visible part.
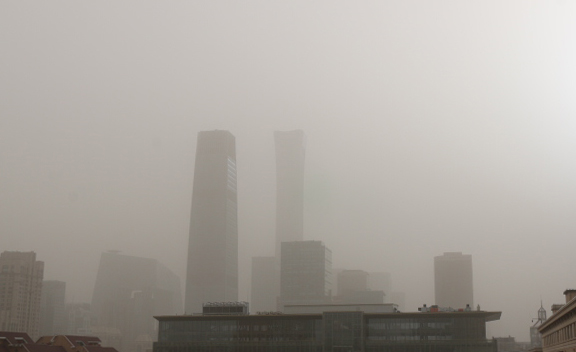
[2,0,576,342]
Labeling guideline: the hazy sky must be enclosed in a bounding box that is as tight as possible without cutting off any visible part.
[2,0,576,340]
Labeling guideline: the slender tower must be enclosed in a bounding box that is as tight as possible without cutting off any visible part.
[274,130,306,258]
[185,130,238,314]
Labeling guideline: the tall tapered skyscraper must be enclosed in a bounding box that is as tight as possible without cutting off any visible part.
[274,130,306,257]
[185,130,238,314]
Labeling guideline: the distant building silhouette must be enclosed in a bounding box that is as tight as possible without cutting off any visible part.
[185,130,238,314]
[280,241,331,309]
[334,270,384,305]
[250,257,278,312]
[91,252,181,352]
[434,252,473,309]
[274,130,306,258]
[368,272,392,295]
[0,251,44,338]
[64,303,94,335]
[40,280,66,336]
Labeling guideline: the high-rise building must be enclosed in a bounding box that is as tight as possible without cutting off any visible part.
[185,130,238,314]
[280,241,331,309]
[0,251,44,338]
[39,280,66,336]
[91,251,182,352]
[434,252,473,308]
[250,257,278,313]
[274,130,306,258]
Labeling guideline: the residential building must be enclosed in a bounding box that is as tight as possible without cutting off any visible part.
[40,281,66,336]
[538,289,576,352]
[280,241,331,309]
[0,332,119,352]
[153,306,500,352]
[274,130,306,258]
[91,252,181,352]
[434,252,473,309]
[0,251,44,338]
[185,130,238,314]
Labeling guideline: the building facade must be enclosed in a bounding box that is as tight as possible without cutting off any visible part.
[538,290,576,352]
[0,251,44,338]
[251,257,279,313]
[153,309,500,352]
[91,251,182,352]
[186,130,238,315]
[274,130,306,258]
[280,241,331,309]
[434,252,473,309]
[40,280,67,336]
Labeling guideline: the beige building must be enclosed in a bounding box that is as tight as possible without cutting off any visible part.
[434,252,473,309]
[539,289,576,352]
[0,251,44,338]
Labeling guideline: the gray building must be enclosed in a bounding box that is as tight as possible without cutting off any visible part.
[274,130,306,258]
[153,308,501,352]
[434,252,473,309]
[91,252,182,352]
[185,130,238,314]
[39,280,66,336]
[0,251,44,338]
[280,241,331,309]
[250,256,279,313]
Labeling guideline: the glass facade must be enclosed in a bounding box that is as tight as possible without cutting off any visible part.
[154,312,498,352]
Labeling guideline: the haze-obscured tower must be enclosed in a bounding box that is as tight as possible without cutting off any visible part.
[250,257,278,312]
[186,130,238,314]
[280,241,331,309]
[0,251,44,338]
[274,130,306,258]
[91,252,182,352]
[434,252,473,308]
[39,280,66,336]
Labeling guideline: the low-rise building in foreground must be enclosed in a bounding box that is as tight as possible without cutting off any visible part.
[153,305,500,352]
[538,289,576,352]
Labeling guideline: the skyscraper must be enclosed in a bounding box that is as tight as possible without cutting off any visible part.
[274,130,306,258]
[434,252,473,308]
[186,130,238,314]
[0,251,44,338]
[280,241,331,309]
[39,280,66,336]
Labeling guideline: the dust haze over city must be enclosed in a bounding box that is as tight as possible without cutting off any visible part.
[1,0,576,344]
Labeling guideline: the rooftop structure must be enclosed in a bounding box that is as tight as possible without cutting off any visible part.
[0,332,118,352]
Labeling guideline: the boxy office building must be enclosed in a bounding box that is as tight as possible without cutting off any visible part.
[153,306,500,352]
